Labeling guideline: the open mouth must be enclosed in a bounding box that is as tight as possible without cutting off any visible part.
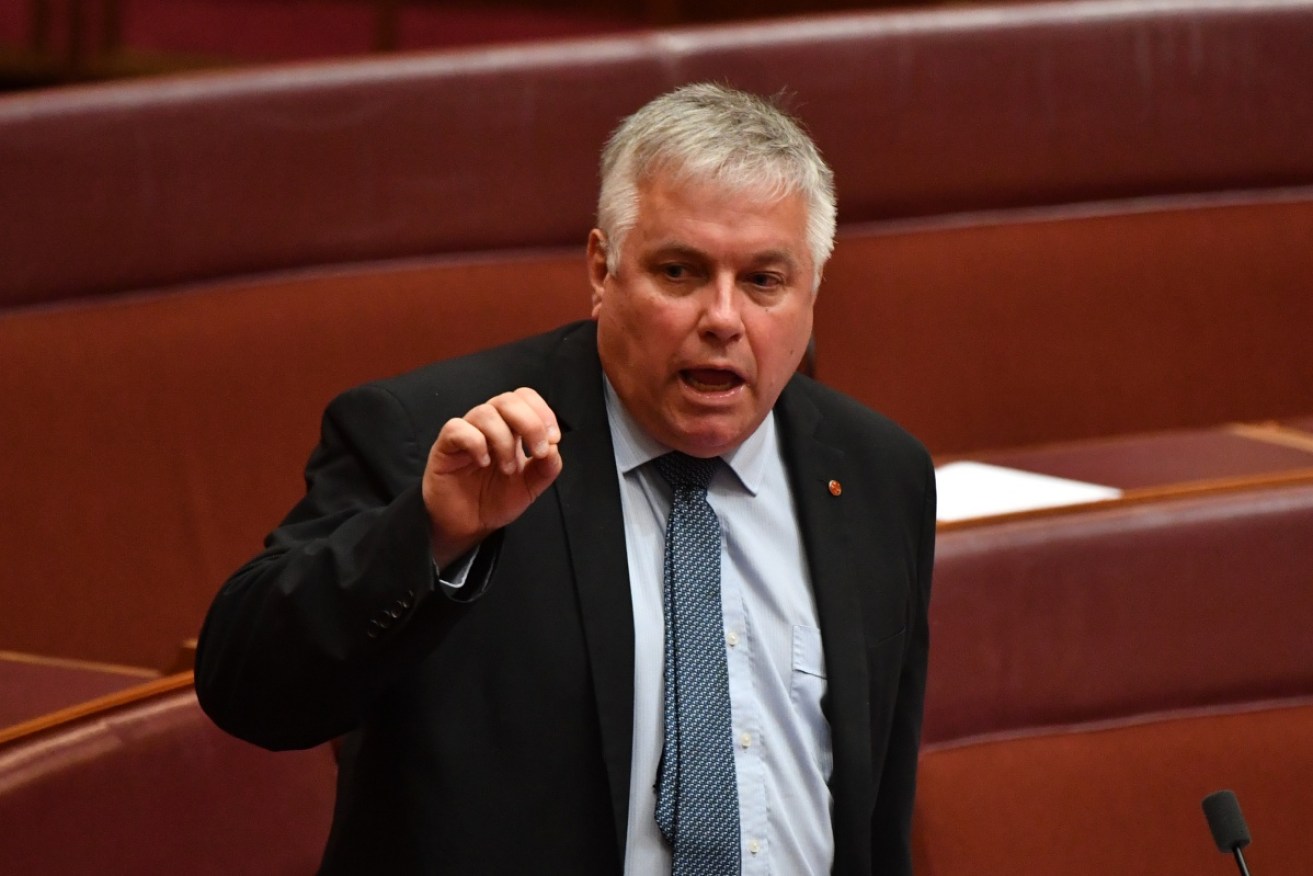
[681,368,744,393]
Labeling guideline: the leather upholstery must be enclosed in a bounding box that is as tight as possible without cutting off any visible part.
[819,196,1313,452]
[913,700,1313,875]
[0,254,586,669]
[2,6,1311,868]
[0,654,155,729]
[3,0,1312,306]
[0,675,335,874]
[2,0,1311,680]
[924,481,1313,744]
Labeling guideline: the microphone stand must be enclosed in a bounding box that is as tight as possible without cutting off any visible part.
[1232,847,1252,876]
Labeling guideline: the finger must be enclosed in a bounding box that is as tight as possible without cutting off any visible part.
[463,400,524,475]
[522,442,564,500]
[431,417,492,471]
[510,387,561,449]
[486,390,557,462]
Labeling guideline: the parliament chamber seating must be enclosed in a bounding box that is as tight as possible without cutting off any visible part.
[0,650,159,729]
[3,0,1311,673]
[913,448,1313,872]
[0,0,644,85]
[2,1,1312,868]
[955,421,1313,494]
[913,700,1313,874]
[909,449,1313,871]
[923,476,1313,745]
[0,673,336,874]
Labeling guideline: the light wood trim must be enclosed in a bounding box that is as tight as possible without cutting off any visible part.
[0,672,195,747]
[938,469,1313,532]
[933,427,1185,467]
[0,649,158,678]
[171,638,199,673]
[1226,421,1313,455]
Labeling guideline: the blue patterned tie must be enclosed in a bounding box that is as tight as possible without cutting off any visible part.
[652,452,741,876]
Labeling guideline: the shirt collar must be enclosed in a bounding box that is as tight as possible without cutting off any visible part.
[602,375,772,497]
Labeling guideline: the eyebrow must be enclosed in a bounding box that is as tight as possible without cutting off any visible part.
[644,243,800,273]
[745,249,800,273]
[644,243,706,264]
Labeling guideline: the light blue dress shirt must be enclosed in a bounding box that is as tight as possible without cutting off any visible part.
[604,379,835,875]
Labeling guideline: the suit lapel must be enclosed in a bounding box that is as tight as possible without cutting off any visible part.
[776,381,874,869]
[545,323,636,856]
[542,330,878,864]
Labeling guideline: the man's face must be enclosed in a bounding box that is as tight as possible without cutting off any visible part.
[589,171,817,458]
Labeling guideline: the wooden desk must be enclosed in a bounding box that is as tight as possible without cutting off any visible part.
[936,419,1313,528]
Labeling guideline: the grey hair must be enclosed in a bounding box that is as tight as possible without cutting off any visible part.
[596,83,837,289]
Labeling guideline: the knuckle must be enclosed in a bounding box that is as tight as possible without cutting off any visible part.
[464,401,502,426]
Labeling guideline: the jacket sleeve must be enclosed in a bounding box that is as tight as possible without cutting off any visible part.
[194,383,490,750]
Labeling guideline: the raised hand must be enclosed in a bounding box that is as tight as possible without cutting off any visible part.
[421,387,563,567]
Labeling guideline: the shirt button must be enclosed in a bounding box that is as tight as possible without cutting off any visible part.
[739,732,752,749]
[748,839,761,855]
[726,631,739,647]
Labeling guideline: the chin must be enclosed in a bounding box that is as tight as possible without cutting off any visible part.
[668,422,749,457]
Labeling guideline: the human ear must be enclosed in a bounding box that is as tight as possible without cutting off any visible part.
[586,229,609,315]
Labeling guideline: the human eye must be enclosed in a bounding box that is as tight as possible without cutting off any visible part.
[660,263,689,281]
[745,271,785,293]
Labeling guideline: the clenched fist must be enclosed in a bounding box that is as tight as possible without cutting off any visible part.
[422,387,563,567]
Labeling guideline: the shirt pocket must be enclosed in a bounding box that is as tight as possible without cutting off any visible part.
[790,624,833,775]
[791,623,827,680]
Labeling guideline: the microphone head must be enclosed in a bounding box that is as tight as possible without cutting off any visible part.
[1202,789,1252,853]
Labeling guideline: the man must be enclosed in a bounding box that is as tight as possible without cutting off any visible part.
[196,83,935,875]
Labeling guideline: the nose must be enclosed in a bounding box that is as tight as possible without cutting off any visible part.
[698,272,744,343]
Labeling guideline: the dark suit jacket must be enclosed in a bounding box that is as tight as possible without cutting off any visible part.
[195,320,936,875]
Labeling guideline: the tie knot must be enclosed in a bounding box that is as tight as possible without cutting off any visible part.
[653,452,719,492]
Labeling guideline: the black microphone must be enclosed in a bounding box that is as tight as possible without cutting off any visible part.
[1202,789,1253,876]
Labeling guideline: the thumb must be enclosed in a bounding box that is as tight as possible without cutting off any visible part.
[522,444,564,502]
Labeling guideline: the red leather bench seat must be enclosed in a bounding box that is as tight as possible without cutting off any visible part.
[913,700,1313,875]
[0,251,586,669]
[820,194,1313,453]
[1281,416,1313,435]
[5,0,1312,310]
[0,652,157,730]
[0,674,335,874]
[3,0,1312,676]
[924,480,1313,744]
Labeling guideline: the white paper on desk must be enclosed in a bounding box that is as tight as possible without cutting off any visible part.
[934,461,1122,522]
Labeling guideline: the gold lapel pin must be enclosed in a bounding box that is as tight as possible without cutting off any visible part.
[828,479,842,496]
